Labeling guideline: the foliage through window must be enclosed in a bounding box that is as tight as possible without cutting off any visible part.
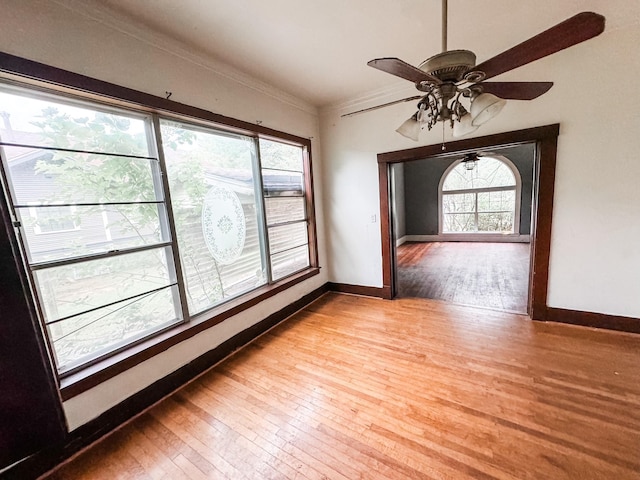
[0,85,315,375]
[441,156,518,234]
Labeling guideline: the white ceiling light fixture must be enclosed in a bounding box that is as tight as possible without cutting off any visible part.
[395,114,421,141]
[342,1,605,142]
[469,92,506,127]
[396,102,427,140]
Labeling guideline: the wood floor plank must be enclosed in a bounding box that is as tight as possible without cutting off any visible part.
[397,242,530,313]
[43,293,640,479]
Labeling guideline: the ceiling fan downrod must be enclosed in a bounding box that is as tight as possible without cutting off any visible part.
[441,0,448,53]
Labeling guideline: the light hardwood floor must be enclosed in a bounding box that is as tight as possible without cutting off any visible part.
[43,293,640,479]
[397,242,531,314]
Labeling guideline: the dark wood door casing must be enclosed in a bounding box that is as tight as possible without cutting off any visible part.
[377,124,560,320]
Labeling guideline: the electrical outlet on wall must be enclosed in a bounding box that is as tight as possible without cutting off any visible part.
[371,214,377,223]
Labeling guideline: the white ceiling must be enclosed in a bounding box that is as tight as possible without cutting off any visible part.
[73,0,636,108]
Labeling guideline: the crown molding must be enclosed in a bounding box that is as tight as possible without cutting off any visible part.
[50,0,318,116]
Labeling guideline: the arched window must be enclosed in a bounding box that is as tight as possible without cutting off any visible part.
[439,155,521,234]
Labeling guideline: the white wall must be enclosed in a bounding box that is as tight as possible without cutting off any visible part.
[0,0,327,429]
[321,3,640,318]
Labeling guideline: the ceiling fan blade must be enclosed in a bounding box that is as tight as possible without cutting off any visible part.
[368,58,442,85]
[341,95,423,117]
[477,81,553,100]
[472,12,605,81]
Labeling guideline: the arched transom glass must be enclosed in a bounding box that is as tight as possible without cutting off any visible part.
[441,156,518,234]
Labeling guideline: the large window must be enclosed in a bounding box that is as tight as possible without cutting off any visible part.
[0,84,315,376]
[440,156,520,234]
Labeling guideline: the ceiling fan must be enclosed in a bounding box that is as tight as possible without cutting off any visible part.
[343,1,605,141]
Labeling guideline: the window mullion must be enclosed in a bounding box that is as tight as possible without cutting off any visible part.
[302,145,315,267]
[253,138,273,284]
[443,185,515,195]
[474,193,479,231]
[29,241,173,270]
[151,114,190,324]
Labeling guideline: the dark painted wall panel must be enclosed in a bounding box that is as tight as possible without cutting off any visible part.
[403,144,535,236]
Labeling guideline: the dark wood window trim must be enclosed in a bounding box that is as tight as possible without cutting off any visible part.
[60,267,320,400]
[377,124,560,320]
[0,51,320,399]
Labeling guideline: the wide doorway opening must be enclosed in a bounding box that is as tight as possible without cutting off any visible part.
[391,144,534,314]
[378,125,560,320]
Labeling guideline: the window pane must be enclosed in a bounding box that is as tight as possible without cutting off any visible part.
[265,197,306,225]
[268,222,308,255]
[442,193,475,214]
[259,138,303,172]
[34,247,176,323]
[160,119,266,314]
[271,245,310,281]
[17,204,166,263]
[478,212,514,232]
[478,190,515,212]
[0,90,150,156]
[48,285,180,373]
[31,205,76,233]
[443,213,475,233]
[262,168,303,197]
[0,86,183,374]
[3,146,158,205]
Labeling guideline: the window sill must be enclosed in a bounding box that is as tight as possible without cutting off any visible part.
[59,267,320,400]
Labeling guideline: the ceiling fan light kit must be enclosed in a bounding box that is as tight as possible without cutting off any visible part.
[470,93,507,126]
[344,1,605,142]
[396,114,422,141]
[452,112,478,138]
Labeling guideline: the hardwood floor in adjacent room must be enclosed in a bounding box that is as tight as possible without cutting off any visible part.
[397,242,531,314]
[43,293,640,480]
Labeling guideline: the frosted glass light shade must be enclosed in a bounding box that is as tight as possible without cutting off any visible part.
[396,117,421,141]
[470,93,506,126]
[452,112,479,137]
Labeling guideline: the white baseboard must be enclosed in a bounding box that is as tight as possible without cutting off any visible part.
[396,235,408,247]
[404,234,531,243]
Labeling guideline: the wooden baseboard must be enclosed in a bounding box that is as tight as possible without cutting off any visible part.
[4,283,330,480]
[328,282,387,298]
[404,234,531,243]
[396,235,407,247]
[546,307,640,334]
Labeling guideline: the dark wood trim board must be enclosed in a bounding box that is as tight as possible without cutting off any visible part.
[328,282,389,298]
[0,51,309,146]
[546,307,640,334]
[377,124,560,320]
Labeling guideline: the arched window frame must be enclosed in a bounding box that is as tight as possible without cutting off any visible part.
[438,155,522,238]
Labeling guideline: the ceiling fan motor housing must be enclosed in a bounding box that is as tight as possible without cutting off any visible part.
[418,49,476,82]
